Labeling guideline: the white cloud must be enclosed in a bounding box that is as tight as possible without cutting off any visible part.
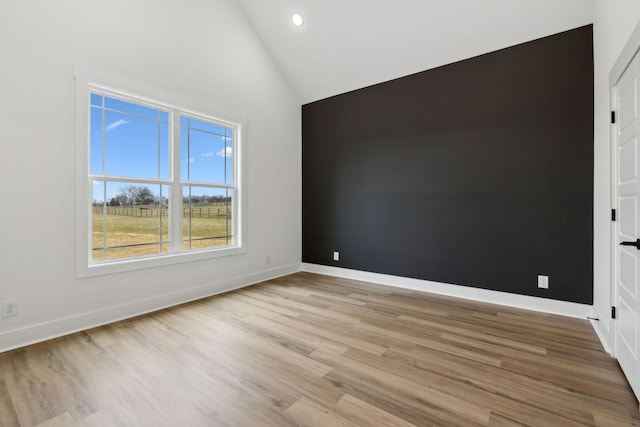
[106,119,130,132]
[187,157,195,164]
[217,147,233,158]
[201,152,215,158]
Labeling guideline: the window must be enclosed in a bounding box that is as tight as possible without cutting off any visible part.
[75,67,244,277]
[90,93,172,261]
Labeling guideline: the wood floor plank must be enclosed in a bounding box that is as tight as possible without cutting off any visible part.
[398,314,548,355]
[310,347,492,425]
[34,412,74,427]
[240,313,350,354]
[323,368,486,426]
[358,345,600,426]
[0,376,20,426]
[355,320,503,367]
[333,393,418,427]
[387,346,596,426]
[285,396,358,427]
[1,272,639,426]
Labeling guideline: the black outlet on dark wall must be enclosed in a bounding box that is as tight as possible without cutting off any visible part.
[302,25,594,304]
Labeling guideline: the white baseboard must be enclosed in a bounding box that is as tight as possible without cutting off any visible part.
[302,263,592,319]
[1,262,597,354]
[0,263,301,353]
[590,307,614,355]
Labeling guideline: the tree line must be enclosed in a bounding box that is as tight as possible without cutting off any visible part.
[94,185,230,206]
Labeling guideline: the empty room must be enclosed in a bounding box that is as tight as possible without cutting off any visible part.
[2,0,640,425]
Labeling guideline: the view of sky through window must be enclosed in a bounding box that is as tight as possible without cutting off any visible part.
[90,93,234,203]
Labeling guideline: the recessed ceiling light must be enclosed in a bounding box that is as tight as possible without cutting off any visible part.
[292,13,304,27]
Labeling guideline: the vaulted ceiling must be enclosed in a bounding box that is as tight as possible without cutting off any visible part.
[234,0,595,104]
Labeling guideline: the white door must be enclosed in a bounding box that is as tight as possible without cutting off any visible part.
[615,49,640,402]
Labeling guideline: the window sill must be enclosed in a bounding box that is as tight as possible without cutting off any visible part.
[77,245,246,278]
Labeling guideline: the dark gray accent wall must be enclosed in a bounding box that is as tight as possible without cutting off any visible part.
[302,25,594,304]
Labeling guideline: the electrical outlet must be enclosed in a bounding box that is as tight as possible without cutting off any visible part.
[266,255,271,265]
[537,275,549,289]
[2,299,18,318]
[333,251,340,261]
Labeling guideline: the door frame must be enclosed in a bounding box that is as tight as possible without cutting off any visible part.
[610,18,640,393]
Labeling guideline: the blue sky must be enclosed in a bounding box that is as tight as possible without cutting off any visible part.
[91,94,233,202]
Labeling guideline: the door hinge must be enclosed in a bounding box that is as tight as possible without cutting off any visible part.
[612,209,617,221]
[612,306,617,319]
[611,111,616,124]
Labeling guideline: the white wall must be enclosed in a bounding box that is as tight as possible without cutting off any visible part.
[592,2,640,348]
[0,0,301,351]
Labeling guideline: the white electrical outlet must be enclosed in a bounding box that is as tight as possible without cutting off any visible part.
[333,251,340,261]
[537,275,549,289]
[266,255,271,265]
[2,299,18,318]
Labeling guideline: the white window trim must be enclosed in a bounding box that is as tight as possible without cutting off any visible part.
[74,63,247,278]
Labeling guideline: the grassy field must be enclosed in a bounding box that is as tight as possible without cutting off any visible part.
[92,208,232,261]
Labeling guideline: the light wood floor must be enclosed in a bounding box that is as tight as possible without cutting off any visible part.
[1,272,639,426]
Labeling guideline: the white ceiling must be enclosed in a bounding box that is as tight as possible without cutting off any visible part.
[234,0,595,104]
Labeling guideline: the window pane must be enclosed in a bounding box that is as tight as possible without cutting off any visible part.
[90,94,103,107]
[91,94,169,180]
[182,186,232,251]
[180,126,191,181]
[159,122,169,179]
[180,116,234,184]
[225,129,234,185]
[194,130,226,183]
[92,182,169,262]
[103,110,164,179]
[90,106,103,175]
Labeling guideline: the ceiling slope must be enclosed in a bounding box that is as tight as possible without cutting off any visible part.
[234,0,595,104]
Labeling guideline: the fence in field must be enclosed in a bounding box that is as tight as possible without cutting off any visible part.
[93,205,231,219]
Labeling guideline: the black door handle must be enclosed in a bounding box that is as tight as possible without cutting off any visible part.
[620,239,640,250]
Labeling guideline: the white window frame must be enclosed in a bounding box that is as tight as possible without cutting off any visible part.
[75,63,246,278]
